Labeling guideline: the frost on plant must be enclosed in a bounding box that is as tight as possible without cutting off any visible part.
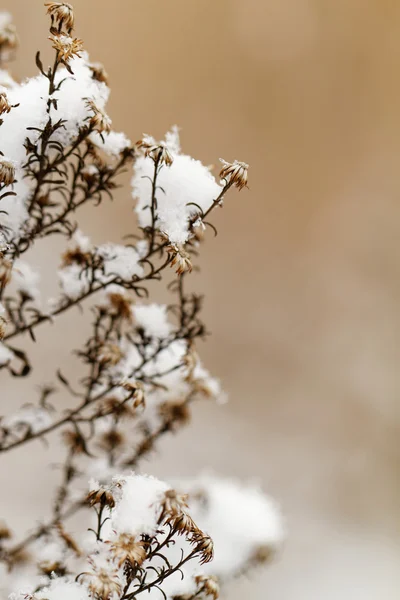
[0,4,283,599]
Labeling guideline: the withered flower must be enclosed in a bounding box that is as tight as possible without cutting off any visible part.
[62,428,87,453]
[87,485,115,508]
[45,3,75,31]
[108,534,147,568]
[219,158,249,191]
[0,317,7,341]
[61,246,91,267]
[159,400,191,430]
[81,164,99,185]
[50,33,83,62]
[0,520,11,540]
[167,244,193,276]
[193,533,214,564]
[86,99,112,134]
[121,379,145,409]
[0,92,12,115]
[195,575,220,599]
[97,429,125,452]
[160,488,189,521]
[0,160,15,186]
[137,136,174,167]
[0,23,18,57]
[89,61,109,84]
[99,342,124,365]
[39,560,64,576]
[167,510,197,536]
[0,258,12,288]
[108,291,133,321]
[80,559,121,599]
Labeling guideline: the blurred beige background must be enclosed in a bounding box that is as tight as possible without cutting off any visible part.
[1,0,400,598]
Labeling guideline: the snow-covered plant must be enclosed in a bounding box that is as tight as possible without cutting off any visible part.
[0,4,283,599]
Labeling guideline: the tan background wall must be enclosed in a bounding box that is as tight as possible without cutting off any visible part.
[1,1,400,598]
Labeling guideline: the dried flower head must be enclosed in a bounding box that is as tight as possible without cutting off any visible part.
[45,3,75,31]
[99,342,124,365]
[89,61,109,84]
[193,533,214,564]
[167,244,193,276]
[0,92,12,115]
[107,291,133,321]
[251,544,274,565]
[219,158,249,191]
[0,520,11,540]
[121,379,145,409]
[62,428,87,453]
[0,317,7,340]
[97,429,125,452]
[108,534,147,568]
[159,400,191,430]
[137,135,174,166]
[87,485,115,508]
[80,559,121,599]
[0,258,12,288]
[167,510,197,536]
[160,488,189,520]
[50,33,83,62]
[0,22,18,58]
[86,100,112,134]
[0,160,15,186]
[195,575,220,599]
[61,246,91,267]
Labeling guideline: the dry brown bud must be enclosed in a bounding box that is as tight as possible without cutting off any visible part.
[160,488,189,520]
[0,520,11,541]
[0,258,12,288]
[193,533,214,564]
[45,3,75,31]
[87,485,115,508]
[167,244,193,276]
[121,379,145,409]
[89,61,109,84]
[159,400,191,430]
[0,160,15,186]
[108,292,133,321]
[251,544,274,564]
[108,534,147,568]
[50,33,83,62]
[80,559,121,600]
[0,317,7,341]
[0,22,18,58]
[167,510,197,536]
[219,158,249,191]
[99,343,124,365]
[97,429,125,452]
[62,429,87,453]
[0,92,12,115]
[195,575,220,599]
[61,247,91,267]
[137,136,174,167]
[86,100,112,134]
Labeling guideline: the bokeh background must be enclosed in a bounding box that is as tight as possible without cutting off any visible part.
[1,1,400,598]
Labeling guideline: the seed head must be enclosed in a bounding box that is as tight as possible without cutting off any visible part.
[195,575,220,599]
[50,33,83,62]
[193,533,214,564]
[107,291,133,321]
[0,520,11,541]
[0,21,18,59]
[108,534,147,568]
[45,3,75,31]
[167,510,197,536]
[160,488,189,521]
[167,244,193,276]
[87,485,115,508]
[86,100,112,134]
[0,317,7,341]
[99,342,124,365]
[137,135,174,166]
[0,92,12,115]
[159,400,191,430]
[89,61,109,84]
[0,160,15,186]
[219,158,249,191]
[80,559,121,600]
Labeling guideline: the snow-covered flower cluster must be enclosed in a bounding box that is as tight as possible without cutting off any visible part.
[0,4,278,600]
